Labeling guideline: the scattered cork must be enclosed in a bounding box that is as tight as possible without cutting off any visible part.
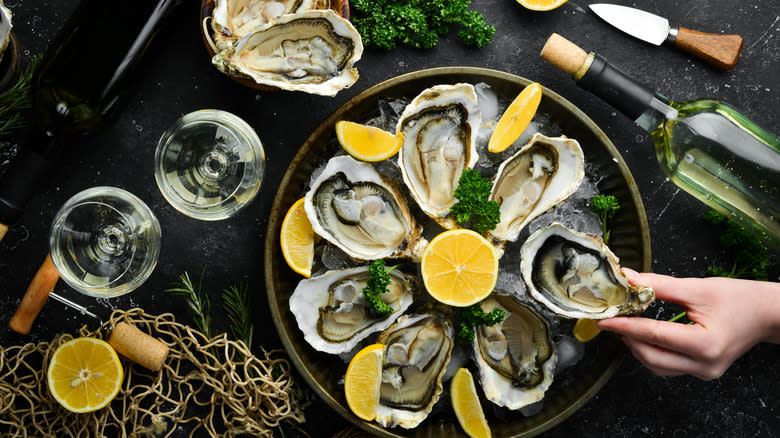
[540,33,588,76]
[108,322,170,371]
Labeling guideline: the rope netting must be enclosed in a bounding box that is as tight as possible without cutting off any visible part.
[0,308,306,437]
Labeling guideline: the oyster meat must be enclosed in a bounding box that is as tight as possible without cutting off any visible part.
[490,133,584,242]
[521,223,655,319]
[304,155,427,261]
[212,0,313,44]
[396,83,480,224]
[212,10,362,96]
[289,267,418,354]
[474,294,557,410]
[374,314,454,429]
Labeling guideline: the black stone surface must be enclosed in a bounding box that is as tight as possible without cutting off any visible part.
[0,0,778,437]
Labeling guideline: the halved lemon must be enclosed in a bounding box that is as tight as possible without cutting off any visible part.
[451,368,491,438]
[573,318,601,342]
[335,120,403,162]
[516,0,568,11]
[344,343,384,421]
[280,198,315,278]
[47,337,124,413]
[421,229,498,307]
[488,82,542,153]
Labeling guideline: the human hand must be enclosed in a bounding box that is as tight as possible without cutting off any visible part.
[596,269,780,380]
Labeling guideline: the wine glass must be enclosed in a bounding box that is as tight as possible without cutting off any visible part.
[154,109,265,220]
[49,186,161,298]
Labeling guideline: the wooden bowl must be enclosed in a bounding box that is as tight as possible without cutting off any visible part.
[200,0,351,91]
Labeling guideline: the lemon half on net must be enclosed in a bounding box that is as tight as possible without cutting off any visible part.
[47,337,124,413]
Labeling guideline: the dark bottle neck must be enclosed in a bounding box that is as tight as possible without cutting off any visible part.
[577,54,658,122]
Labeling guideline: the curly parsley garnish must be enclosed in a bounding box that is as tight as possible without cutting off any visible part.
[449,168,501,233]
[363,260,399,316]
[458,303,505,343]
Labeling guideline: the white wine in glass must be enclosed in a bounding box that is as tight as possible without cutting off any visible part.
[49,186,161,298]
[154,109,265,220]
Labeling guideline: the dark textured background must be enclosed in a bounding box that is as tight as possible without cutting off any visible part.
[0,0,778,436]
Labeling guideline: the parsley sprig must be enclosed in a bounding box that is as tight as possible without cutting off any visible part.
[589,194,621,245]
[363,260,399,316]
[704,210,769,280]
[449,168,501,233]
[458,303,505,343]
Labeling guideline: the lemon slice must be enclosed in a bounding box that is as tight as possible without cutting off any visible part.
[280,198,315,278]
[488,83,543,153]
[516,0,568,11]
[47,337,124,413]
[421,229,498,307]
[451,368,492,438]
[573,318,601,342]
[344,343,384,421]
[336,120,403,162]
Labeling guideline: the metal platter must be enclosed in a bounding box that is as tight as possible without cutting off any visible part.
[265,67,651,437]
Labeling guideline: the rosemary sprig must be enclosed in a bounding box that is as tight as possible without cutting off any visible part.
[0,55,41,149]
[164,271,212,338]
[221,281,253,349]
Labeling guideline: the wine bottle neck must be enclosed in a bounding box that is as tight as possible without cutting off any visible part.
[577,54,659,123]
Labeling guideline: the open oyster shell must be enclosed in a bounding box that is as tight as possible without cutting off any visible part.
[212,10,362,96]
[304,155,427,262]
[490,133,584,242]
[212,0,313,45]
[0,1,12,65]
[473,293,557,410]
[289,267,418,354]
[396,83,480,227]
[520,223,655,319]
[374,313,454,429]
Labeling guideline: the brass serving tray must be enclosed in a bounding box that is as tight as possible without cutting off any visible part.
[265,67,651,437]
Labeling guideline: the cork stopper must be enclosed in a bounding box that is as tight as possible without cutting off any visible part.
[108,322,170,371]
[540,33,589,76]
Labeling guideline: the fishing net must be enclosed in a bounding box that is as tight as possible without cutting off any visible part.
[0,308,306,437]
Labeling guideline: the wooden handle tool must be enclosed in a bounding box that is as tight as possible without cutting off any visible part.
[9,254,60,334]
[673,27,743,70]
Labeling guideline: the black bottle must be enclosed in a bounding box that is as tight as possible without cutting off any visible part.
[0,0,182,240]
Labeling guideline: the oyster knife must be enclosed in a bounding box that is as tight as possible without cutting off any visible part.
[589,3,743,70]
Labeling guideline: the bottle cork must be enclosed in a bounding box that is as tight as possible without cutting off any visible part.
[108,322,170,371]
[540,33,589,76]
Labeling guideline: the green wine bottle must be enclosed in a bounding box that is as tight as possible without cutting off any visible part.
[0,0,182,240]
[541,33,780,248]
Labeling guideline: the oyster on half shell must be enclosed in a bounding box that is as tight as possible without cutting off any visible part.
[374,313,454,429]
[521,223,655,319]
[396,83,480,226]
[212,0,314,46]
[289,267,418,354]
[304,155,427,262]
[212,10,362,96]
[490,133,584,242]
[474,294,557,410]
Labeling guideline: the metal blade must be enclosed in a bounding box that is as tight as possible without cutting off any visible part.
[589,3,670,46]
